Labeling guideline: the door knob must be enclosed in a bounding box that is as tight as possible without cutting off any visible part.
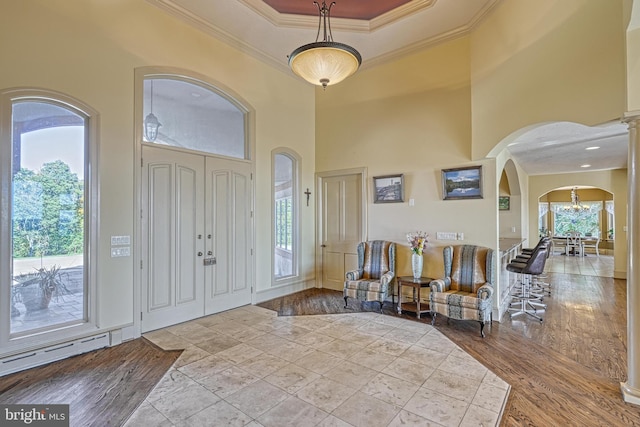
[197,252,203,256]
[207,251,212,255]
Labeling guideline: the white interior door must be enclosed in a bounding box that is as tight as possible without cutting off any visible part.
[204,156,252,314]
[141,145,205,331]
[320,173,364,291]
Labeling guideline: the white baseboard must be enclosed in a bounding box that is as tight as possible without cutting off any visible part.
[255,278,316,304]
[0,333,110,377]
[621,382,640,406]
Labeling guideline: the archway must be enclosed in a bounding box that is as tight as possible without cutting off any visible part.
[539,186,615,278]
[498,159,522,239]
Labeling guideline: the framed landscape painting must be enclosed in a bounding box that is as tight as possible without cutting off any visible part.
[499,196,510,210]
[441,166,483,200]
[373,174,404,203]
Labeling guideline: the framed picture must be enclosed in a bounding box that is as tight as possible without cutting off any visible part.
[373,174,404,203]
[441,166,483,200]
[499,196,510,211]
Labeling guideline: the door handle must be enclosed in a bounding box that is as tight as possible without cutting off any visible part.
[197,252,203,256]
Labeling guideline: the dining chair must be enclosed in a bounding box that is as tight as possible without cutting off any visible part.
[566,231,583,256]
[581,234,601,256]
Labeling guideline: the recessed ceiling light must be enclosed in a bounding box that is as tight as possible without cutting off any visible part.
[585,146,600,150]
[581,164,591,168]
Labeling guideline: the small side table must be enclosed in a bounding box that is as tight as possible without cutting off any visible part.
[397,276,433,318]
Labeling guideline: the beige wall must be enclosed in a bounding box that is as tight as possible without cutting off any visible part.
[627,0,640,111]
[470,0,626,159]
[529,170,628,278]
[1,0,631,340]
[316,37,498,278]
[0,0,316,334]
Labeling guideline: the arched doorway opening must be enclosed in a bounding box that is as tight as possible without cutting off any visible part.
[498,159,522,239]
[539,186,614,278]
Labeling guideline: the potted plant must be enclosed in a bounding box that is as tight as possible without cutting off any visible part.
[14,264,71,313]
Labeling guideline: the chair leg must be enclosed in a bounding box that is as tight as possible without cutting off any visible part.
[378,301,383,313]
[480,321,485,338]
[344,296,348,308]
[431,312,437,326]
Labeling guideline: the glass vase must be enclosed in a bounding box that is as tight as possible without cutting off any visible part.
[411,252,423,279]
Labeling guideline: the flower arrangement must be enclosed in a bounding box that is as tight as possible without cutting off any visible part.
[407,231,429,255]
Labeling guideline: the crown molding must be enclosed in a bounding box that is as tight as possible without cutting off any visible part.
[147,0,504,75]
[238,0,436,33]
[148,0,287,72]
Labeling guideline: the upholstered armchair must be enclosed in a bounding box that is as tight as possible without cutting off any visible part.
[344,241,396,312]
[429,245,495,337]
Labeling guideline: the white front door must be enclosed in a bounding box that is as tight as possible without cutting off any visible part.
[204,156,252,314]
[141,146,205,331]
[141,145,252,332]
[319,172,365,291]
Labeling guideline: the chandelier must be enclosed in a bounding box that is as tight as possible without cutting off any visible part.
[564,187,590,212]
[144,80,162,142]
[288,1,362,89]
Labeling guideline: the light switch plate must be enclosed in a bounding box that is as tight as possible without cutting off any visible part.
[111,235,130,246]
[436,232,457,240]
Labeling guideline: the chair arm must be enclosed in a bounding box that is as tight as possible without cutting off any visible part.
[345,269,363,281]
[429,278,451,293]
[477,283,493,300]
[380,271,395,287]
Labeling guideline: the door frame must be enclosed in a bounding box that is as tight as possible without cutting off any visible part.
[315,167,368,288]
[133,67,256,338]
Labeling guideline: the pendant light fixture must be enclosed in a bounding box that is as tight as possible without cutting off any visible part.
[288,1,362,89]
[144,80,162,142]
[563,187,590,212]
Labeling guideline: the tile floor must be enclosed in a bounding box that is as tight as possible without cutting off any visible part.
[545,253,614,277]
[130,305,510,427]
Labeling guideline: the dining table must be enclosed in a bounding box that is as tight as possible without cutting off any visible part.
[552,235,599,256]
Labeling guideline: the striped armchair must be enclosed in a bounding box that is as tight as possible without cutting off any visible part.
[344,241,396,312]
[430,245,495,337]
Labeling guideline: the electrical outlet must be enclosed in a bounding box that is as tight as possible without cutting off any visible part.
[111,246,130,257]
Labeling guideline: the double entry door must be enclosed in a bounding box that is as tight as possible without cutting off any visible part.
[141,145,252,332]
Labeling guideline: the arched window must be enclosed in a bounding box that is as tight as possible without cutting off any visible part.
[1,89,98,349]
[272,149,300,282]
[142,77,248,159]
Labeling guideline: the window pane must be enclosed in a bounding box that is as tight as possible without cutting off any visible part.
[274,153,293,279]
[11,101,86,335]
[143,78,246,159]
[551,201,601,237]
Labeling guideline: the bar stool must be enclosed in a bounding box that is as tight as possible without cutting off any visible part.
[513,237,551,298]
[507,245,548,321]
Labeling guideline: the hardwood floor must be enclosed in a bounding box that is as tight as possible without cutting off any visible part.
[259,271,640,426]
[0,338,181,427]
[0,260,637,426]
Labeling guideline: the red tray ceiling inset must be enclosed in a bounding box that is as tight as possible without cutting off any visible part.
[262,0,413,21]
